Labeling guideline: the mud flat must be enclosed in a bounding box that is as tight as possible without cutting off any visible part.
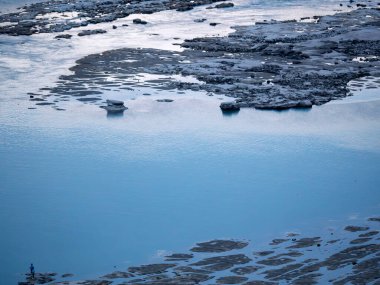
[34,6,380,111]
[18,217,380,284]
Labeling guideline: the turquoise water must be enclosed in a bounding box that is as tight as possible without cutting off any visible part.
[1,94,380,283]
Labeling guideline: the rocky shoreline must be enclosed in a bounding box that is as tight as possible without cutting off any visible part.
[27,5,380,111]
[18,217,380,285]
[0,0,226,36]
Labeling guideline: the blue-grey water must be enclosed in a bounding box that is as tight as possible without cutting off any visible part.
[0,0,380,284]
[1,93,380,284]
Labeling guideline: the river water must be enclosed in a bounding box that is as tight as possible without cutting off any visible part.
[0,0,379,284]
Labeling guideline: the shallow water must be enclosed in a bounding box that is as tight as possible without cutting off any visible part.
[0,0,380,284]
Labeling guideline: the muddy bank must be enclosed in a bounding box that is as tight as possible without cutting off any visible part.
[34,7,380,111]
[18,217,380,284]
[0,0,225,36]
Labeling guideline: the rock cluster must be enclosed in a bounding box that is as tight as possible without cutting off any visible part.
[18,217,380,285]
[38,8,380,111]
[0,0,225,36]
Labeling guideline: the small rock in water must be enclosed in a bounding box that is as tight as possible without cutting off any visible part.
[55,34,72,39]
[156,99,174,102]
[344,226,370,232]
[165,253,194,261]
[100,99,128,112]
[102,271,133,279]
[128,263,176,275]
[191,239,248,253]
[106,99,124,106]
[214,2,234,8]
[133,18,148,25]
[296,100,313,108]
[220,101,240,111]
[216,276,248,284]
[78,29,107,36]
[368,217,380,222]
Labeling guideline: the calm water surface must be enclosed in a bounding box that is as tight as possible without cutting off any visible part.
[1,92,380,283]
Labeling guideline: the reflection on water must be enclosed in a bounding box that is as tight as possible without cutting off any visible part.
[106,111,125,119]
[222,109,241,117]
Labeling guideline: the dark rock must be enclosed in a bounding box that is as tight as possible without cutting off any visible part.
[231,266,263,275]
[359,231,379,237]
[214,3,234,8]
[77,281,112,285]
[165,253,194,261]
[253,251,274,257]
[156,99,174,102]
[216,276,248,284]
[296,100,312,108]
[349,237,372,244]
[220,102,240,111]
[102,271,134,279]
[269,239,289,245]
[257,256,295,266]
[100,99,128,112]
[106,99,124,106]
[244,281,277,285]
[133,18,148,25]
[287,237,322,248]
[191,240,248,253]
[368,217,380,222]
[30,98,45,101]
[55,34,72,39]
[128,264,176,275]
[36,102,54,105]
[174,266,212,274]
[191,254,252,271]
[344,226,370,232]
[78,29,107,36]
[24,273,57,284]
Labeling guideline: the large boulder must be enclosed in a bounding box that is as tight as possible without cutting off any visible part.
[220,101,240,111]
